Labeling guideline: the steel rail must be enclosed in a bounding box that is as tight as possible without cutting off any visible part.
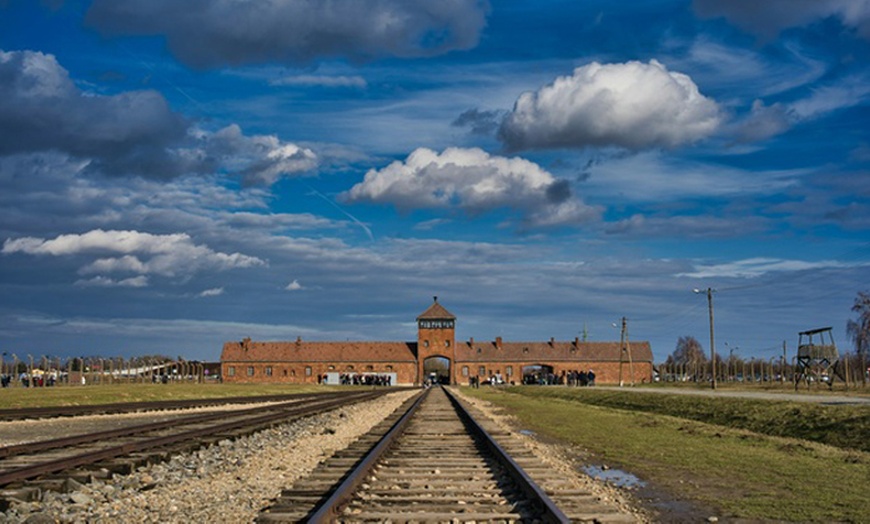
[443,386,571,524]
[0,392,339,421]
[303,386,569,523]
[0,390,386,487]
[0,391,361,459]
[306,388,429,523]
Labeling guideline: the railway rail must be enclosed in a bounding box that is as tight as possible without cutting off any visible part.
[260,386,636,523]
[0,389,389,506]
[0,392,342,421]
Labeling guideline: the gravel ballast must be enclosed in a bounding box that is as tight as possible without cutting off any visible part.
[1,390,417,523]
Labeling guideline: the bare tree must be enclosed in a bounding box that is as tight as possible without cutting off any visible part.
[847,291,870,385]
[667,335,707,366]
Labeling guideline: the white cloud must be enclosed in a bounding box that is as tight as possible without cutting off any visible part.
[3,229,266,278]
[205,124,317,185]
[342,147,600,228]
[285,279,303,291]
[498,60,721,151]
[678,257,857,278]
[583,151,803,202]
[199,287,224,297]
[74,275,150,288]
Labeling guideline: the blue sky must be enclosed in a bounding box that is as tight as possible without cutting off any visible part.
[1,0,869,364]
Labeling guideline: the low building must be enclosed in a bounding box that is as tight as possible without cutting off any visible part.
[220,298,653,385]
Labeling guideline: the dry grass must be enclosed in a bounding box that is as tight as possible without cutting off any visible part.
[464,386,870,522]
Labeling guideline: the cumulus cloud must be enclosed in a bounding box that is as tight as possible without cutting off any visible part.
[199,287,224,297]
[2,229,266,278]
[498,60,721,152]
[204,124,317,185]
[85,0,490,68]
[0,49,189,177]
[342,147,600,228]
[285,279,303,291]
[694,0,870,40]
[0,49,317,184]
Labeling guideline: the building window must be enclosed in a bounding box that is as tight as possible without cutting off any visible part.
[445,340,450,347]
[366,365,374,371]
[386,365,393,371]
[291,369,296,377]
[477,347,481,353]
[304,366,312,376]
[227,366,235,376]
[505,366,512,376]
[247,366,254,376]
[478,366,485,376]
[265,366,272,376]
[462,366,469,377]
[523,347,529,353]
[283,369,288,376]
[346,365,354,370]
[328,365,335,371]
[423,340,429,347]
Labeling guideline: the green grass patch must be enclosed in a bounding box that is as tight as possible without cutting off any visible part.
[0,383,336,409]
[464,387,869,522]
[502,386,870,453]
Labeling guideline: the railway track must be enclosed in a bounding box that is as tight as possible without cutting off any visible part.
[260,386,636,523]
[0,389,388,506]
[0,392,339,421]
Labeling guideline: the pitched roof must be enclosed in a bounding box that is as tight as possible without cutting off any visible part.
[453,339,653,363]
[221,339,418,363]
[416,297,456,320]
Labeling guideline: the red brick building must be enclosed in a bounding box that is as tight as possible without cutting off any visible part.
[220,298,653,385]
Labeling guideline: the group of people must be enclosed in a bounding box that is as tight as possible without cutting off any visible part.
[522,369,596,386]
[336,373,392,386]
[1,372,59,387]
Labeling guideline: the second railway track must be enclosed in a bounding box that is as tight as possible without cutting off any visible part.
[0,390,389,506]
[260,386,636,523]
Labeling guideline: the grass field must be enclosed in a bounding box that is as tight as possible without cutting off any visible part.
[463,386,870,522]
[0,383,332,409]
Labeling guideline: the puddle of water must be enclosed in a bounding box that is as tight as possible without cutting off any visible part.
[582,464,645,488]
[518,429,536,436]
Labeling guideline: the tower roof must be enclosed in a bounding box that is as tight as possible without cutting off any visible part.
[416,296,456,320]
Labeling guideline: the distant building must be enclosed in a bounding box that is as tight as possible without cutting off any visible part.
[220,298,653,385]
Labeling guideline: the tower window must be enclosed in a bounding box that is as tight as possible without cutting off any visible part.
[423,340,429,347]
[445,340,450,347]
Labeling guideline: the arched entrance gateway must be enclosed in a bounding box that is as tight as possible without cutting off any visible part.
[416,297,457,385]
[423,356,451,385]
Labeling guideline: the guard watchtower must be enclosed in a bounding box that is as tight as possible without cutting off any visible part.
[416,297,456,385]
[794,327,845,389]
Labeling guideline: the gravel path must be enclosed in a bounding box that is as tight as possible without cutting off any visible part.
[594,385,870,405]
[1,390,418,523]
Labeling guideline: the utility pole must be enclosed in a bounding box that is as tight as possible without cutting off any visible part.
[694,288,717,390]
[617,317,634,387]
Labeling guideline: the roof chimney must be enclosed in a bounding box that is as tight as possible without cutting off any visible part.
[574,337,579,346]
[549,337,555,346]
[296,336,302,347]
[469,336,474,346]
[496,336,502,349]
[433,295,438,303]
